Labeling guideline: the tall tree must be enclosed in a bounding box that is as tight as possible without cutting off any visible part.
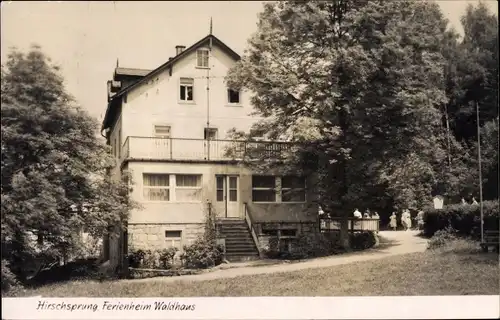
[439,2,498,201]
[1,45,138,281]
[227,0,451,248]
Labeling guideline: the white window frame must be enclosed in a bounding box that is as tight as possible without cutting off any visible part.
[196,48,210,68]
[174,174,202,203]
[281,176,307,203]
[228,176,238,202]
[143,173,170,202]
[227,88,241,105]
[165,230,182,250]
[179,78,194,103]
[251,175,277,203]
[251,176,306,203]
[204,127,218,140]
[154,125,171,138]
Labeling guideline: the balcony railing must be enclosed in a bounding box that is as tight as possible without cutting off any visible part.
[120,137,296,163]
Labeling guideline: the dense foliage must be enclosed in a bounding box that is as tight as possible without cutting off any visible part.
[262,231,376,260]
[1,45,138,285]
[423,200,499,239]
[181,239,225,269]
[128,248,178,270]
[226,0,498,249]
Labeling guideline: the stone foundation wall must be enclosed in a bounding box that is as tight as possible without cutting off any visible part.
[254,222,319,251]
[127,223,205,252]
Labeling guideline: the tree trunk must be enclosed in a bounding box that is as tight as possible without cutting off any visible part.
[337,107,351,251]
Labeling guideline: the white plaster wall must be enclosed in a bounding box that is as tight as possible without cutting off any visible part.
[127,162,253,224]
[120,43,261,142]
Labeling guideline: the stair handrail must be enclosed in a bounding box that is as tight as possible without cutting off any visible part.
[244,202,263,258]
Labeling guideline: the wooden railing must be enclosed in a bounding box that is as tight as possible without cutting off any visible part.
[120,136,296,162]
[320,217,380,233]
[244,202,263,258]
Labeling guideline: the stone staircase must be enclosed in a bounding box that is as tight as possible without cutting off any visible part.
[216,219,260,262]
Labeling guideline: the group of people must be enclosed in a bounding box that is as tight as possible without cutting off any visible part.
[389,209,425,231]
[461,197,479,205]
[352,207,428,231]
[353,208,380,220]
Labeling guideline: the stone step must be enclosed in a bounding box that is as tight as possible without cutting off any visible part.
[225,242,257,248]
[225,251,259,257]
[219,233,254,238]
[226,255,260,262]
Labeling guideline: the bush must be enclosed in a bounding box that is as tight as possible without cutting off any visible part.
[128,249,147,268]
[349,231,378,251]
[158,248,178,269]
[26,258,100,286]
[423,200,499,239]
[262,233,343,260]
[127,248,178,270]
[427,227,458,250]
[2,260,20,294]
[181,239,224,269]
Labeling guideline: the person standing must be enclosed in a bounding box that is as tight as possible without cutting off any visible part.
[402,209,412,231]
[389,212,397,231]
[363,209,371,219]
[416,210,425,230]
[353,208,362,219]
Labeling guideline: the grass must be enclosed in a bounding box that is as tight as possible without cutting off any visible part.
[9,239,499,297]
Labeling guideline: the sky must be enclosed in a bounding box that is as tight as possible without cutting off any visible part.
[1,1,498,123]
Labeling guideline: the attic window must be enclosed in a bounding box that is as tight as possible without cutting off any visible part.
[196,49,209,68]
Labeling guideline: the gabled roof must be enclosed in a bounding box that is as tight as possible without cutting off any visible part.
[114,67,151,77]
[101,34,241,131]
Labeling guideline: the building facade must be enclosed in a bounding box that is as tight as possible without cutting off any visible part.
[101,34,318,268]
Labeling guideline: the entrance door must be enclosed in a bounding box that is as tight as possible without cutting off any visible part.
[215,175,240,218]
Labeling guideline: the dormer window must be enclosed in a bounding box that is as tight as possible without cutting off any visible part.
[196,49,209,68]
[227,89,240,104]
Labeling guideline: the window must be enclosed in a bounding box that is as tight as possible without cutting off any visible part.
[143,174,170,201]
[280,229,297,237]
[262,229,278,236]
[281,176,306,202]
[204,128,218,140]
[180,78,194,102]
[175,174,202,202]
[165,230,182,250]
[216,176,224,202]
[252,176,276,202]
[227,89,240,104]
[229,176,238,202]
[196,49,209,68]
[113,138,117,157]
[154,125,171,138]
[251,176,306,203]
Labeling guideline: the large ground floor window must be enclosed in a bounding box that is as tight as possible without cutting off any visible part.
[251,175,306,203]
[143,173,202,202]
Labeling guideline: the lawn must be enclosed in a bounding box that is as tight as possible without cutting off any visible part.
[12,240,499,297]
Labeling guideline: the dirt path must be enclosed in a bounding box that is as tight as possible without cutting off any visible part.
[126,230,428,283]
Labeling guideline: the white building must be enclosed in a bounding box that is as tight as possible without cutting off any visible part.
[101,33,318,269]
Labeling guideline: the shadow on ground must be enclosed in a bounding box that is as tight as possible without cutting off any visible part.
[372,235,402,251]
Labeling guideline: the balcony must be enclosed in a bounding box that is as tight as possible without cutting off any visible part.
[120,137,296,163]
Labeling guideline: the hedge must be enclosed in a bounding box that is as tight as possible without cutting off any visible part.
[423,200,499,239]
